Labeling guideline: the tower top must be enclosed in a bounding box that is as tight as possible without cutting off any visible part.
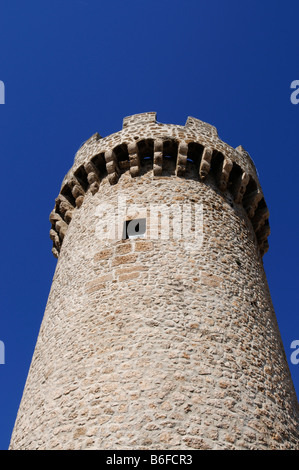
[50,112,270,259]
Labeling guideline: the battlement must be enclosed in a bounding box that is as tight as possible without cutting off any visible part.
[50,113,270,258]
[122,112,157,128]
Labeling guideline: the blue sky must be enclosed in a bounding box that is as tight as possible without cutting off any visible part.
[0,0,298,450]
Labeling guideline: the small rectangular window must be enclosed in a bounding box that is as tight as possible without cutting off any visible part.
[123,218,146,239]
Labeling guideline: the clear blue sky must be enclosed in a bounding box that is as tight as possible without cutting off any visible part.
[0,0,298,450]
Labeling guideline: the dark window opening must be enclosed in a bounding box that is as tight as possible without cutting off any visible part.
[256,197,267,212]
[242,175,257,201]
[163,140,178,160]
[228,163,244,199]
[61,184,76,207]
[123,218,146,239]
[162,140,178,175]
[210,150,225,183]
[74,166,89,192]
[114,143,129,162]
[138,139,154,164]
[187,142,204,168]
[113,144,130,171]
[91,153,107,178]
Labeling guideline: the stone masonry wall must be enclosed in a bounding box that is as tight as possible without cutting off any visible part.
[9,114,298,449]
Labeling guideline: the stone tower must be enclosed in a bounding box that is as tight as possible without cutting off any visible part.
[10,113,298,450]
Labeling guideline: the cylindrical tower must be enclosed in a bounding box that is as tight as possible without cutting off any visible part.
[10,113,298,449]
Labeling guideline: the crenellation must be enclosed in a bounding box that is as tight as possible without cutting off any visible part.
[55,218,68,241]
[104,149,120,185]
[176,141,188,176]
[252,206,270,233]
[219,157,233,192]
[185,116,218,137]
[67,175,85,209]
[51,247,59,258]
[199,147,213,180]
[260,239,269,256]
[74,132,102,165]
[84,161,101,195]
[153,139,163,176]
[49,228,60,247]
[256,222,271,244]
[233,172,250,204]
[243,189,263,218]
[49,209,61,225]
[128,142,140,177]
[49,115,272,258]
[123,112,157,129]
[55,194,74,216]
[63,210,73,225]
[70,118,256,178]
[235,145,258,180]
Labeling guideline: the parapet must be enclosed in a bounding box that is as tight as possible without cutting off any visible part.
[49,113,270,259]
